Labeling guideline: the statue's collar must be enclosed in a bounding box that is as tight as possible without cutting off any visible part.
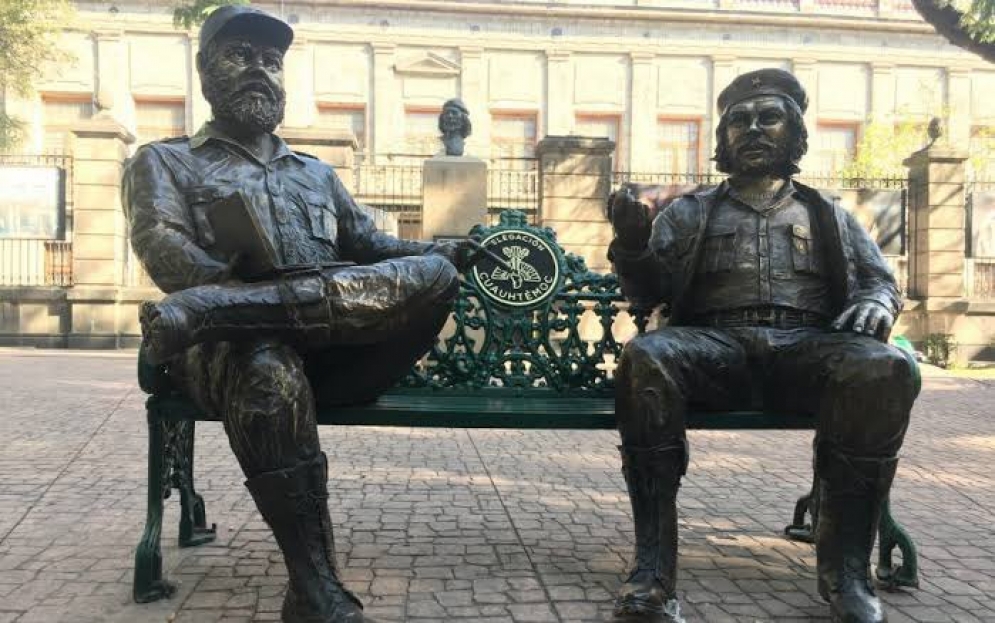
[190,122,304,165]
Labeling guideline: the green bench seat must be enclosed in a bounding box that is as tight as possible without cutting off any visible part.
[133,211,920,604]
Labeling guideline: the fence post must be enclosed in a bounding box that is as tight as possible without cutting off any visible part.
[536,135,615,272]
[903,143,972,359]
[67,116,135,348]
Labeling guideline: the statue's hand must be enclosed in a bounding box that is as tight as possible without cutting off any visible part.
[831,301,894,342]
[608,188,652,251]
[429,236,483,272]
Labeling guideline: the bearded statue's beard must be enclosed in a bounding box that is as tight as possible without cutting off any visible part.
[728,135,792,178]
[202,62,286,135]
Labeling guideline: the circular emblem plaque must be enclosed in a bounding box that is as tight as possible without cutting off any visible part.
[471,230,561,307]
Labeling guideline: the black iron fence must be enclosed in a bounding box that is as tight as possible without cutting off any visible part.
[966,175,995,299]
[0,153,74,286]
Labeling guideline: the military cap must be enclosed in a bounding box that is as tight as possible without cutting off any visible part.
[717,68,808,115]
[199,5,294,54]
[442,98,469,115]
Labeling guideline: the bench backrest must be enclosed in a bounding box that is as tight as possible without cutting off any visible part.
[401,210,647,396]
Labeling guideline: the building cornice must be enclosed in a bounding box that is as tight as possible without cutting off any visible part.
[311,0,931,34]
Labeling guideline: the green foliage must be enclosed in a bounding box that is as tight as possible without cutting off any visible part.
[0,0,74,149]
[839,117,929,180]
[942,0,995,43]
[923,333,957,368]
[172,0,250,30]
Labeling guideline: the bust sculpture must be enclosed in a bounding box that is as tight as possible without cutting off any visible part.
[607,69,917,623]
[439,97,472,156]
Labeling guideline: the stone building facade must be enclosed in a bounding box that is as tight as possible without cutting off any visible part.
[1,0,993,360]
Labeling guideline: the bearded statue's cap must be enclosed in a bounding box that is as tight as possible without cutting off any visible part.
[717,68,808,115]
[199,5,294,54]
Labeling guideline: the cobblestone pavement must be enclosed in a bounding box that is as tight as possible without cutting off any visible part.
[0,348,993,623]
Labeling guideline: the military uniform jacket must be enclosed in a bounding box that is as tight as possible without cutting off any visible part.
[122,123,433,293]
[608,180,902,325]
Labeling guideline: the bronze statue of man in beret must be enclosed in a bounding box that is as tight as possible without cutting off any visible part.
[122,6,480,622]
[608,69,917,623]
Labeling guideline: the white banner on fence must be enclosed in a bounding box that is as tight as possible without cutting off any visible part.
[0,166,62,239]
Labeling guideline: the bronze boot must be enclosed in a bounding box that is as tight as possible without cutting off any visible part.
[611,443,687,623]
[139,275,332,364]
[245,453,376,623]
[815,447,898,623]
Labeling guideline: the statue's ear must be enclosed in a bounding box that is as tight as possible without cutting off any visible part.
[195,50,206,75]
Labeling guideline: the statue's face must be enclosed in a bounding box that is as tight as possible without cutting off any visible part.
[440,107,464,134]
[200,35,286,135]
[722,95,792,176]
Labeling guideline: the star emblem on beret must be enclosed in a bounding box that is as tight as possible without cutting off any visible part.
[751,76,762,87]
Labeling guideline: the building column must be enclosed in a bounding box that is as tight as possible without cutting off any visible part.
[947,68,971,149]
[537,136,615,271]
[94,30,134,130]
[792,58,819,172]
[372,43,398,162]
[710,55,737,172]
[68,117,136,348]
[459,46,488,157]
[871,62,896,126]
[190,38,211,130]
[284,36,316,129]
[545,50,573,136]
[629,52,657,173]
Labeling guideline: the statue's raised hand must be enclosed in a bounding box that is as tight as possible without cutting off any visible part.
[608,188,653,251]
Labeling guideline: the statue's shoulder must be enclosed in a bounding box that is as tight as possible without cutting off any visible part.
[292,149,319,160]
[135,136,192,159]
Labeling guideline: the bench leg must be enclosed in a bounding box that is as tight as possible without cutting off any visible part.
[134,407,177,603]
[784,471,820,544]
[174,421,217,548]
[875,494,920,589]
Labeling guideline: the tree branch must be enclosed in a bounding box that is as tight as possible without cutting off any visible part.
[912,0,995,64]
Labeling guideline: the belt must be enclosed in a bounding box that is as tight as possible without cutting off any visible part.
[692,307,830,330]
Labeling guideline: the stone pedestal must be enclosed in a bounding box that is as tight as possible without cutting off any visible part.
[536,136,615,272]
[899,144,995,362]
[421,156,488,240]
[67,116,135,348]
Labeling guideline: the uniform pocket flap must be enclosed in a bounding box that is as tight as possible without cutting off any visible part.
[790,224,812,239]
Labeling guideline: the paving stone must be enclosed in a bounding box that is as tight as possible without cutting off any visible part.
[0,351,992,622]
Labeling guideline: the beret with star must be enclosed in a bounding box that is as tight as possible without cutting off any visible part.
[717,68,809,115]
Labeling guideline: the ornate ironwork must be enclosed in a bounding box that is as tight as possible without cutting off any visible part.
[401,210,643,394]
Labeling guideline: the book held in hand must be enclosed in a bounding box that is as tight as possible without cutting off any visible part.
[206,190,355,281]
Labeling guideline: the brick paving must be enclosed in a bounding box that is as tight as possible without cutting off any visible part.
[0,348,992,623]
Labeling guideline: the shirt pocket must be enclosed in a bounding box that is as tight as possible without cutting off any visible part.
[789,224,819,274]
[300,191,337,244]
[183,186,226,247]
[699,229,737,273]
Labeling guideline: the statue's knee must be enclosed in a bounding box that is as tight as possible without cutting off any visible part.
[418,255,460,300]
[229,343,310,414]
[830,346,915,395]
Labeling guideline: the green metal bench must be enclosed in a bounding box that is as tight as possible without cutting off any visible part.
[133,210,921,603]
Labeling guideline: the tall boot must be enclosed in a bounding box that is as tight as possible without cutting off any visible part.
[141,275,333,364]
[815,446,898,623]
[245,453,375,623]
[612,442,687,623]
